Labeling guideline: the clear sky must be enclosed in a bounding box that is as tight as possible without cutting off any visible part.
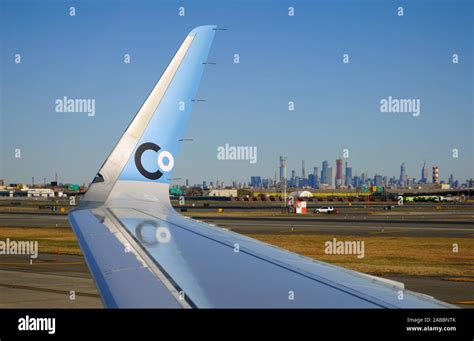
[1,0,472,186]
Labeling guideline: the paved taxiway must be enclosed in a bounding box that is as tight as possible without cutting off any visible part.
[1,211,473,237]
[0,254,102,308]
[0,213,69,228]
[195,216,474,237]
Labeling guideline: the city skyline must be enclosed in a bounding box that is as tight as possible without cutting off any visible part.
[0,154,469,189]
[1,0,472,185]
[245,156,468,190]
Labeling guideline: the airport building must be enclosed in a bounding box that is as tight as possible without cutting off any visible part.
[206,189,238,197]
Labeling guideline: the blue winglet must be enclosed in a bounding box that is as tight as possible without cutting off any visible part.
[119,25,216,184]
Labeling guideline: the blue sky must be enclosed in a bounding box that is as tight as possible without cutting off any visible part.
[1,0,472,186]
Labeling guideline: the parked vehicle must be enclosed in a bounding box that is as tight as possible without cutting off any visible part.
[314,206,334,214]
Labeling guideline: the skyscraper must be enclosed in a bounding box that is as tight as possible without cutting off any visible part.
[345,162,352,187]
[374,175,383,187]
[353,175,361,188]
[314,167,320,188]
[400,162,407,187]
[361,172,367,184]
[448,174,455,187]
[328,167,333,188]
[421,161,428,183]
[321,160,329,185]
[302,160,305,179]
[335,158,343,188]
[250,176,262,188]
[279,156,287,185]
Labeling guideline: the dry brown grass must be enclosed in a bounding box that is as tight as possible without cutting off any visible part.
[1,225,473,277]
[0,227,81,255]
[244,233,474,277]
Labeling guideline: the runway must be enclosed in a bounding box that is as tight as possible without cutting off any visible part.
[1,212,473,237]
[0,254,102,308]
[0,213,69,228]
[194,216,474,237]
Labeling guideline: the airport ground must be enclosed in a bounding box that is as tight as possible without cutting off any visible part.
[0,199,473,308]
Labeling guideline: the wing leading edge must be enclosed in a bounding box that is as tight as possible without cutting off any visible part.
[69,26,455,308]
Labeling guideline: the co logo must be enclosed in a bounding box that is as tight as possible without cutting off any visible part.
[135,142,174,180]
[135,220,171,247]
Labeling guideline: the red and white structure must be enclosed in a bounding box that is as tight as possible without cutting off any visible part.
[432,166,439,184]
[295,200,307,214]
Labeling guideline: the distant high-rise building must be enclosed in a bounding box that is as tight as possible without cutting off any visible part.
[421,162,428,183]
[335,159,343,188]
[290,169,296,187]
[302,160,305,179]
[321,160,329,185]
[314,167,320,188]
[389,176,397,186]
[279,156,287,185]
[353,176,361,188]
[374,175,383,187]
[344,162,352,187]
[448,174,455,187]
[250,176,262,188]
[400,162,407,187]
[328,167,334,188]
[361,172,367,184]
[432,166,439,184]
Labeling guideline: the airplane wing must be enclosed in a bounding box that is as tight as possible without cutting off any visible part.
[69,26,454,308]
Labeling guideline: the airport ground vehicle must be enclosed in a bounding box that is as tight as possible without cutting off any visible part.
[314,206,334,214]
